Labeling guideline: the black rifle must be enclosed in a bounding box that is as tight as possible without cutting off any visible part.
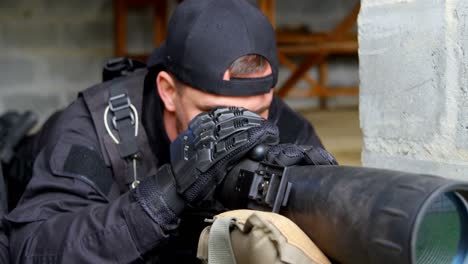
[218,155,468,264]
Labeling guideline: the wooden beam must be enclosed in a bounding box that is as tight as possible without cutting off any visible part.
[276,54,326,98]
[278,52,320,90]
[267,0,276,28]
[318,63,328,108]
[278,40,358,55]
[153,0,167,45]
[329,2,360,38]
[257,0,275,28]
[114,0,127,57]
[277,32,357,45]
[123,53,150,62]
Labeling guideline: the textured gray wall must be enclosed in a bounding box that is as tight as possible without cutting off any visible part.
[0,0,113,121]
[359,0,468,180]
[0,0,359,123]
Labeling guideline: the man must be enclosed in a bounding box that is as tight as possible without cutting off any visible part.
[6,0,330,263]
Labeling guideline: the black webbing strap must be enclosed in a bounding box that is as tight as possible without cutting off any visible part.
[108,85,141,188]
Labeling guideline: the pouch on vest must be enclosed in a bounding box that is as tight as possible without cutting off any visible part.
[197,209,331,264]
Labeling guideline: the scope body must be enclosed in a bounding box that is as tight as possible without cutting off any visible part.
[219,160,468,264]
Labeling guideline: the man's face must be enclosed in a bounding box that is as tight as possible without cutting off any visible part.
[172,66,274,134]
[173,86,274,134]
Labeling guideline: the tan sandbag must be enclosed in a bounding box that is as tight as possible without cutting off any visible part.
[197,209,331,264]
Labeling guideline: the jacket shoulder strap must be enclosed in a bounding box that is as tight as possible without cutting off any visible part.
[80,70,157,192]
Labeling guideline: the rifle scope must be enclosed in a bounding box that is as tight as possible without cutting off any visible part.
[218,158,468,264]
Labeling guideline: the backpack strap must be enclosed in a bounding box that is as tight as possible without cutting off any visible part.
[105,84,141,188]
[81,70,157,193]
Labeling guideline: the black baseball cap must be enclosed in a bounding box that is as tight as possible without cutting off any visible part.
[148,0,279,96]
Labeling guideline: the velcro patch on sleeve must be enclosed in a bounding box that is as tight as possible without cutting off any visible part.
[63,145,113,195]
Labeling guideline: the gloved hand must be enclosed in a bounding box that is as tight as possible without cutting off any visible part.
[261,143,338,167]
[170,107,279,204]
[133,107,279,231]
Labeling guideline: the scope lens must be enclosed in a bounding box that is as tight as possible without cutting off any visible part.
[415,192,468,264]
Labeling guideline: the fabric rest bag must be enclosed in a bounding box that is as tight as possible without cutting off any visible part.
[197,209,331,264]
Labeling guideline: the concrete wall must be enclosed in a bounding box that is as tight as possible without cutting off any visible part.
[0,0,159,122]
[359,0,468,180]
[0,0,110,121]
[0,0,359,123]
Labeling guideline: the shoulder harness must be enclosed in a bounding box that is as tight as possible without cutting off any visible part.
[80,69,157,193]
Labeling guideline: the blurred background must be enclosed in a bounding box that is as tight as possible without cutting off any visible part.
[0,0,361,165]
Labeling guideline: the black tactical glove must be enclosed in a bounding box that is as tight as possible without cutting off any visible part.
[170,107,279,204]
[133,107,279,231]
[262,143,338,167]
[132,164,185,231]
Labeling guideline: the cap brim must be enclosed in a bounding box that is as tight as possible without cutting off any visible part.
[147,42,167,68]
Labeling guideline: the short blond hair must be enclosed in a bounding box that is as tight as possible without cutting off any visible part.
[229,54,269,77]
[174,54,269,93]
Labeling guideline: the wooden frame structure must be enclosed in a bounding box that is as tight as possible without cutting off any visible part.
[258,0,360,108]
[113,0,169,61]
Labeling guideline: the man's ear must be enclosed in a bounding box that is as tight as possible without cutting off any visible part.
[157,71,178,112]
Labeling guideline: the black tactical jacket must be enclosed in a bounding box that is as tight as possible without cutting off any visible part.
[0,226,7,263]
[5,69,324,263]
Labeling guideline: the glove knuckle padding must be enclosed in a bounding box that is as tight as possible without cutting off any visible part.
[184,122,278,203]
[171,107,279,204]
